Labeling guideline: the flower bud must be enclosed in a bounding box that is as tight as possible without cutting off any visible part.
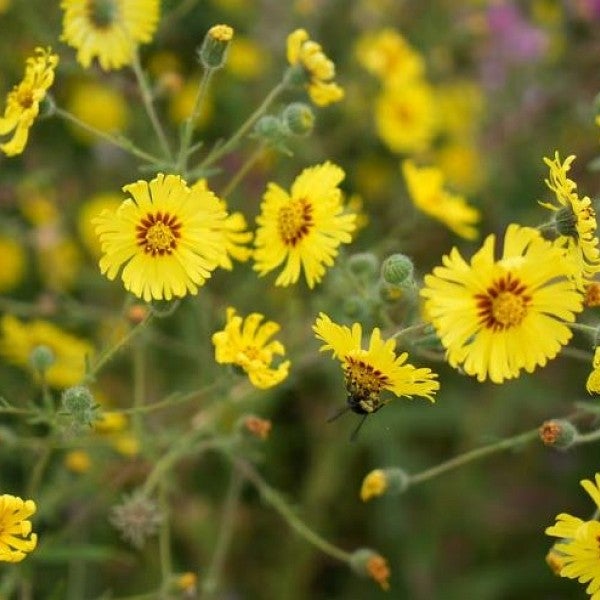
[585,282,600,307]
[239,415,272,440]
[381,253,414,287]
[545,547,566,576]
[127,304,150,325]
[350,548,391,591]
[360,467,409,501]
[198,24,234,70]
[61,385,98,429]
[539,419,578,449]
[281,102,315,137]
[29,344,55,375]
[110,492,163,549]
[254,115,284,139]
[347,252,379,280]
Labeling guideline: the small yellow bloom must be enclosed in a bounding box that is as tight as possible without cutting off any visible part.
[94,411,128,434]
[360,469,388,502]
[0,495,38,563]
[36,236,82,292]
[0,315,93,388]
[112,433,140,457]
[586,347,600,394]
[226,36,269,80]
[208,24,233,42]
[176,572,197,594]
[286,29,344,106]
[435,80,485,138]
[65,450,92,474]
[402,159,480,241]
[435,141,487,195]
[61,0,160,71]
[0,236,26,293]
[366,554,391,591]
[0,47,58,156]
[212,307,290,389]
[253,162,356,288]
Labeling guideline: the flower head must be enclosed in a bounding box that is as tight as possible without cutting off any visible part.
[421,224,584,383]
[313,313,439,415]
[586,347,600,394]
[212,307,290,389]
[0,235,26,292]
[286,29,344,106]
[402,159,480,240]
[0,315,93,388]
[253,162,356,288]
[546,474,600,598]
[94,173,228,301]
[61,0,160,70]
[0,47,58,156]
[360,469,388,502]
[540,152,600,289]
[0,495,38,562]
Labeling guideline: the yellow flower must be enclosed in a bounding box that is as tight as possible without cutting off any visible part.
[190,180,252,270]
[0,315,94,388]
[421,224,583,383]
[355,28,424,85]
[286,29,344,106]
[435,80,485,138]
[253,162,356,288]
[36,236,82,292]
[66,80,128,143]
[360,469,388,502]
[60,0,160,71]
[435,141,487,195]
[0,236,26,293]
[0,47,58,157]
[540,152,600,289]
[586,347,600,394]
[375,81,437,154]
[546,474,600,598]
[0,495,37,563]
[64,450,92,473]
[313,313,439,416]
[212,307,290,389]
[402,159,480,241]
[226,36,269,80]
[94,173,229,302]
[78,193,122,257]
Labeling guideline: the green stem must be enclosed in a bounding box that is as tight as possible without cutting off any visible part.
[53,107,161,165]
[132,337,146,439]
[233,458,352,564]
[574,428,600,445]
[26,441,53,498]
[158,484,173,589]
[201,466,244,598]
[83,314,154,384]
[568,322,598,336]
[407,429,540,488]
[199,80,287,170]
[131,49,172,160]
[220,144,266,199]
[390,322,429,341]
[177,66,215,174]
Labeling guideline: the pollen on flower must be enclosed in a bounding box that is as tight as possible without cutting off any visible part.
[277,199,314,246]
[475,273,531,331]
[136,212,182,256]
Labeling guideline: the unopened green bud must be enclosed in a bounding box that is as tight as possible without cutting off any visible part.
[381,253,414,286]
[553,206,578,238]
[281,102,315,137]
[254,115,284,139]
[198,24,234,69]
[29,345,55,375]
[539,419,578,449]
[283,64,309,87]
[347,252,379,280]
[61,386,98,428]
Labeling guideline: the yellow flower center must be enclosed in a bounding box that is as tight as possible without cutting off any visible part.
[16,85,34,110]
[344,357,390,413]
[87,0,118,28]
[476,274,531,331]
[277,199,314,247]
[136,212,182,257]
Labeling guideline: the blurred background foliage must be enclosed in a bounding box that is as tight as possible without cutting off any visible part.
[2,0,600,598]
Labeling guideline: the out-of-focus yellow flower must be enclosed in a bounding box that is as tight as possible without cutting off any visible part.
[375,81,437,154]
[0,495,37,563]
[435,141,487,195]
[360,469,387,501]
[0,236,26,293]
[226,36,269,80]
[94,411,128,434]
[0,47,58,156]
[60,0,160,71]
[0,315,93,388]
[66,80,128,144]
[18,188,58,226]
[586,347,600,394]
[346,194,369,232]
[354,157,394,200]
[436,80,485,138]
[64,450,92,474]
[355,28,424,85]
[78,193,122,257]
[286,29,344,107]
[0,0,12,14]
[37,236,82,292]
[112,433,140,457]
[168,77,213,129]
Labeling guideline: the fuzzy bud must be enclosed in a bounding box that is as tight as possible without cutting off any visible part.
[539,419,578,449]
[127,304,150,325]
[61,386,98,429]
[110,492,163,549]
[281,102,315,137]
[198,24,234,69]
[381,253,414,287]
[29,344,55,376]
[350,548,391,591]
[347,252,379,280]
[342,295,369,320]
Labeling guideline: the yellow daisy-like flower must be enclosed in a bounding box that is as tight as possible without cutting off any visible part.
[0,47,58,157]
[286,28,344,107]
[253,162,356,288]
[421,224,583,383]
[190,180,252,270]
[355,28,425,85]
[212,307,290,389]
[375,81,437,154]
[0,495,38,563]
[60,0,160,71]
[0,315,93,388]
[0,235,26,293]
[402,159,480,241]
[313,313,439,416]
[586,347,600,394]
[546,474,600,598]
[539,151,600,289]
[94,173,228,302]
